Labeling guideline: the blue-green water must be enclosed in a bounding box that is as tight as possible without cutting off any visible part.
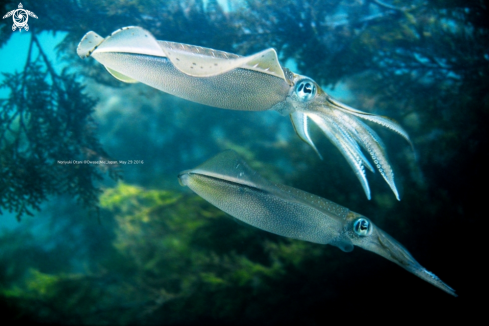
[0,0,484,324]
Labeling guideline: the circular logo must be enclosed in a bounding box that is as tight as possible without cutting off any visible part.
[13,9,28,28]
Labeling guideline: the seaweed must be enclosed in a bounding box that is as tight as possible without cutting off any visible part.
[0,183,338,324]
[0,32,121,220]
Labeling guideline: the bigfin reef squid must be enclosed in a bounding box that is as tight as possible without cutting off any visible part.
[178,150,455,296]
[77,26,413,200]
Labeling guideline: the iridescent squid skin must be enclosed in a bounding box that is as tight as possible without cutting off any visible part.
[178,150,456,296]
[78,26,413,199]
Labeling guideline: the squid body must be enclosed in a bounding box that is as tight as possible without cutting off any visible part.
[178,150,455,296]
[78,26,412,199]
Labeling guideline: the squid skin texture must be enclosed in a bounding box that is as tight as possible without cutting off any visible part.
[179,150,456,297]
[78,26,413,200]
[93,52,290,112]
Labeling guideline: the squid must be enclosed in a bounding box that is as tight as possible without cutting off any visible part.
[178,150,455,296]
[78,26,412,200]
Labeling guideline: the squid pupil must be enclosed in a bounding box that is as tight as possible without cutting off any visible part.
[354,218,370,236]
[296,80,316,102]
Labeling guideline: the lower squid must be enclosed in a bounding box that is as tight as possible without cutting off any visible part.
[178,150,455,296]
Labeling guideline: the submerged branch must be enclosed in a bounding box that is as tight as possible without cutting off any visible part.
[0,31,120,220]
[32,33,60,83]
[371,0,425,12]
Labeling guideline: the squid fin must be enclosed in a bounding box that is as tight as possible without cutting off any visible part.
[77,31,105,58]
[190,150,271,191]
[78,26,286,80]
[242,48,286,80]
[105,67,139,84]
[83,26,165,58]
[159,41,286,80]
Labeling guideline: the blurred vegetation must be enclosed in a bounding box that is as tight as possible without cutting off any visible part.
[0,27,121,220]
[0,0,487,323]
[0,183,345,324]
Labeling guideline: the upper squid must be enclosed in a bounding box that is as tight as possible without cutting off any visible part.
[77,26,412,200]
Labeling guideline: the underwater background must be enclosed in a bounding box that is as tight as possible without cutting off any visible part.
[0,0,486,324]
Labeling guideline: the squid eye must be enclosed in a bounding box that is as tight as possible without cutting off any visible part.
[353,218,371,237]
[295,79,317,102]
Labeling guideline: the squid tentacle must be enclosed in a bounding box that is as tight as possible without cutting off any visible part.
[308,113,371,200]
[334,111,387,151]
[333,112,400,200]
[326,97,413,150]
[332,110,387,163]
[326,115,376,174]
[329,114,376,173]
[290,111,323,160]
[304,107,400,200]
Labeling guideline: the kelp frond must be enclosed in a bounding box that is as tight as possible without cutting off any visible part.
[0,33,120,220]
